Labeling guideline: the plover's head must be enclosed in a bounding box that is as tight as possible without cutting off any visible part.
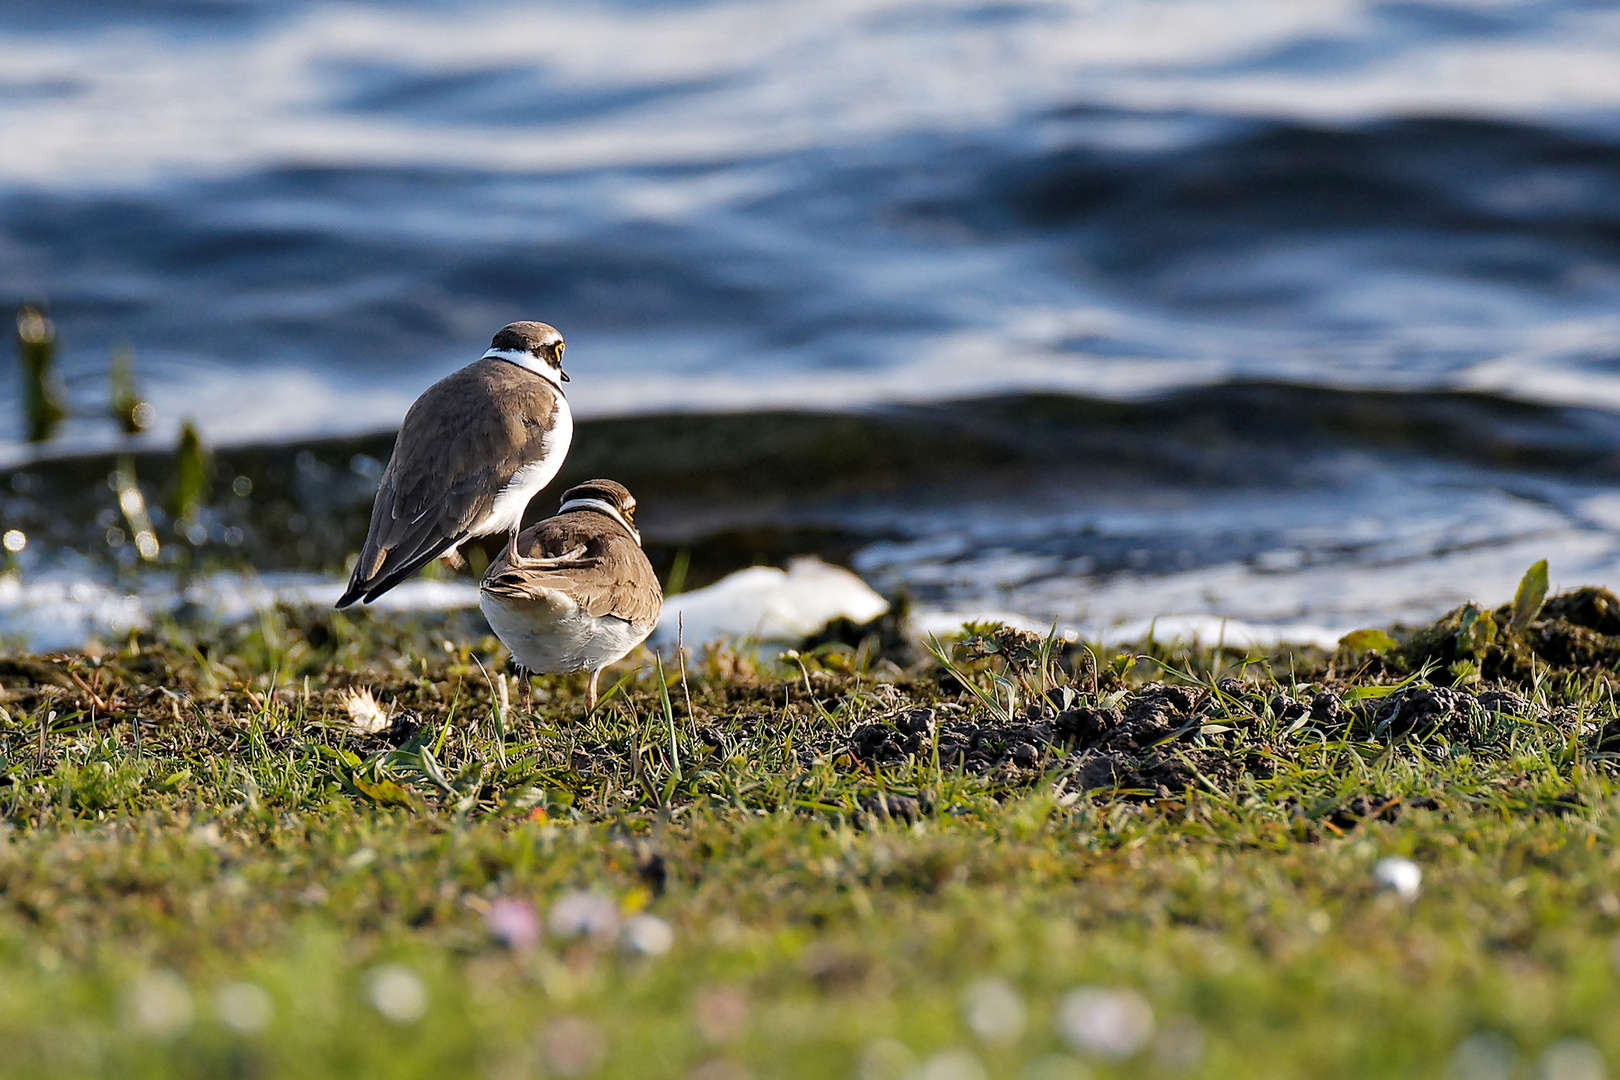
[558,479,640,545]
[483,321,568,386]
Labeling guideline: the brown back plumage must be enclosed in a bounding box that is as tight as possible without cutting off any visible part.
[338,358,563,606]
[481,506,662,628]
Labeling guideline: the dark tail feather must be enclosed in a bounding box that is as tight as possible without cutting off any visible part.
[333,533,464,609]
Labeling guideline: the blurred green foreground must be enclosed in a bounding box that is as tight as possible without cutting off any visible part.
[0,604,1616,1080]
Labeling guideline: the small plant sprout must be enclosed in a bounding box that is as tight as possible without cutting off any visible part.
[110,344,153,435]
[341,688,390,735]
[1340,628,1398,654]
[15,304,65,444]
[1511,559,1550,630]
[171,419,212,525]
[1374,857,1423,900]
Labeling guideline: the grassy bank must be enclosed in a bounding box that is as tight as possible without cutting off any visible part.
[0,600,1618,1079]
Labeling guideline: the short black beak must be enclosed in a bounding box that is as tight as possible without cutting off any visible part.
[559,368,570,382]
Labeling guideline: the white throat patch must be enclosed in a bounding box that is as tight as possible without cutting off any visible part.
[558,498,640,545]
[483,347,566,390]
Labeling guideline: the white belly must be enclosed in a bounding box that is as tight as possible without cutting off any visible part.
[480,588,653,674]
[470,395,574,538]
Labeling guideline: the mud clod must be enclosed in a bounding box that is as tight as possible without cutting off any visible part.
[1309,691,1344,726]
[1270,693,1306,723]
[1399,587,1620,682]
[860,793,922,823]
[844,659,1586,799]
[1377,686,1480,739]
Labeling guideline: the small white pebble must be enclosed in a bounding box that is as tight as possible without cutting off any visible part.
[366,964,427,1024]
[1374,857,1423,900]
[125,970,194,1038]
[1539,1038,1606,1080]
[621,914,674,956]
[549,891,620,942]
[960,977,1026,1044]
[215,981,273,1033]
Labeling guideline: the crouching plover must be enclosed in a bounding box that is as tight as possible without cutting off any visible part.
[338,322,572,607]
[479,480,662,711]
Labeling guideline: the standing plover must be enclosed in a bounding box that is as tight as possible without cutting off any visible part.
[337,322,572,608]
[479,480,662,712]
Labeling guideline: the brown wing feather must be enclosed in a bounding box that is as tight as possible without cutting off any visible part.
[339,360,559,606]
[482,513,662,627]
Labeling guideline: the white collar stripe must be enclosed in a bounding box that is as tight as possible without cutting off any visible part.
[557,498,639,542]
[483,348,566,390]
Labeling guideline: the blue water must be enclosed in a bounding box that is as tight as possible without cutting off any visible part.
[8,0,1620,642]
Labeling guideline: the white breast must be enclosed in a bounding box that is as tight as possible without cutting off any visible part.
[481,588,653,674]
[472,390,574,538]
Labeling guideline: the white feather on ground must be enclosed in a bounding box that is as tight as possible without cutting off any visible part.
[341,688,391,735]
[652,557,889,649]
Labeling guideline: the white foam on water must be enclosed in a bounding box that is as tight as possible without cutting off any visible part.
[0,570,479,653]
[2,538,1613,655]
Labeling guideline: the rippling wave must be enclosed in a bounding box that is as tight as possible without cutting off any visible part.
[5,0,1620,643]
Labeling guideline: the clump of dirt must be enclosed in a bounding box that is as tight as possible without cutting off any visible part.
[1398,586,1620,682]
[851,682,1255,796]
[847,676,1572,798]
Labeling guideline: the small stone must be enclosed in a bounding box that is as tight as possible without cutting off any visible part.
[621,914,674,956]
[1309,691,1344,726]
[1374,857,1422,900]
[366,964,427,1024]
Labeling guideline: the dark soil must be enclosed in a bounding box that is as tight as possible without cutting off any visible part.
[848,672,1581,799]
